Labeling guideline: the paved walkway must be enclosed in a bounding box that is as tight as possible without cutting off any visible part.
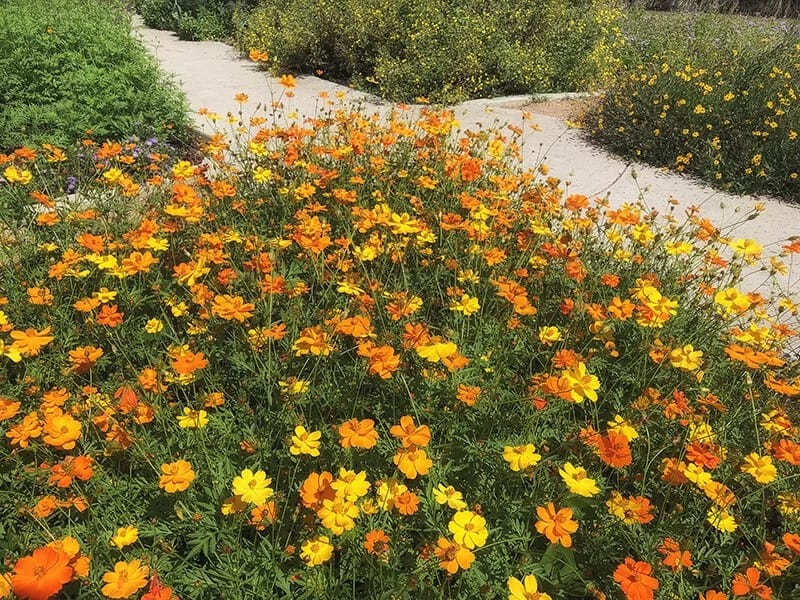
[134,18,800,293]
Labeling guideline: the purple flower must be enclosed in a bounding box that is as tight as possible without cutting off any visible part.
[66,176,78,194]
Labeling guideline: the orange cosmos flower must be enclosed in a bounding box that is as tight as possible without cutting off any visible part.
[0,397,21,421]
[159,460,196,493]
[434,537,475,574]
[364,530,390,556]
[140,574,178,600]
[68,345,104,374]
[456,384,481,406]
[42,412,82,450]
[731,567,772,599]
[299,471,336,510]
[336,315,373,338]
[614,558,659,600]
[757,542,790,576]
[211,294,255,322]
[535,503,578,548]
[390,415,431,448]
[248,48,269,62]
[10,546,73,600]
[393,447,432,479]
[96,304,124,327]
[101,559,149,599]
[357,341,401,378]
[27,286,54,306]
[337,418,378,449]
[292,325,334,357]
[170,350,208,375]
[657,538,692,572]
[121,251,158,275]
[395,490,420,515]
[48,455,94,487]
[598,430,633,468]
[783,532,800,556]
[9,327,54,357]
[6,412,42,448]
[698,591,727,600]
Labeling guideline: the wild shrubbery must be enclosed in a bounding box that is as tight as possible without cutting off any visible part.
[0,0,190,150]
[235,0,626,103]
[586,11,800,200]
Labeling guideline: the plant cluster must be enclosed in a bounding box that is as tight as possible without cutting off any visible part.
[0,0,190,152]
[585,11,800,200]
[1,86,800,599]
[234,0,626,103]
[131,0,259,41]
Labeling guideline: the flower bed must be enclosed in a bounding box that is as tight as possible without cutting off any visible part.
[1,93,799,599]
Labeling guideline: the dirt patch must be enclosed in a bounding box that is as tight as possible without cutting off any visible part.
[521,96,600,122]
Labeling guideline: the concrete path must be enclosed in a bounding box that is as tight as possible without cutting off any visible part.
[134,19,800,294]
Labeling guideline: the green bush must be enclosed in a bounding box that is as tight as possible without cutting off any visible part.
[0,0,191,150]
[236,0,626,103]
[133,0,259,40]
[585,11,800,200]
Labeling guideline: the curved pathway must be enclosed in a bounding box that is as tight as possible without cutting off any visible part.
[134,18,800,293]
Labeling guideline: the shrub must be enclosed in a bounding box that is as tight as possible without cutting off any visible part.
[1,92,799,598]
[585,11,800,200]
[0,0,191,150]
[133,0,259,40]
[235,0,626,103]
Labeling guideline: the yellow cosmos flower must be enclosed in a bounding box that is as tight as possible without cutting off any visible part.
[111,525,138,549]
[707,506,737,533]
[433,484,468,510]
[416,341,457,363]
[318,497,359,534]
[559,361,600,403]
[448,510,488,549]
[503,444,542,472]
[290,425,322,457]
[607,415,638,441]
[177,407,209,429]
[144,318,163,334]
[449,294,480,316]
[669,344,703,371]
[507,574,552,600]
[330,468,370,501]
[538,326,562,346]
[741,453,777,484]
[301,535,334,566]
[559,462,600,497]
[232,469,273,505]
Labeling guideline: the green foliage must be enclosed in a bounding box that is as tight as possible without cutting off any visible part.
[133,0,259,40]
[235,0,626,103]
[585,10,800,200]
[0,0,191,150]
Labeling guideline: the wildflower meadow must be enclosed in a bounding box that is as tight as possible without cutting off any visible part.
[1,79,800,599]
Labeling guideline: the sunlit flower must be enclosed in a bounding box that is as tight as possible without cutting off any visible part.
[503,444,542,472]
[101,559,149,598]
[300,535,333,566]
[559,462,600,497]
[111,525,139,549]
[613,557,659,600]
[434,537,475,574]
[337,418,378,449]
[741,452,777,484]
[232,469,273,505]
[448,510,488,549]
[535,503,578,547]
[10,547,73,600]
[290,425,322,456]
[507,574,552,600]
[159,460,195,493]
[176,407,208,429]
[559,361,600,402]
[433,484,468,510]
